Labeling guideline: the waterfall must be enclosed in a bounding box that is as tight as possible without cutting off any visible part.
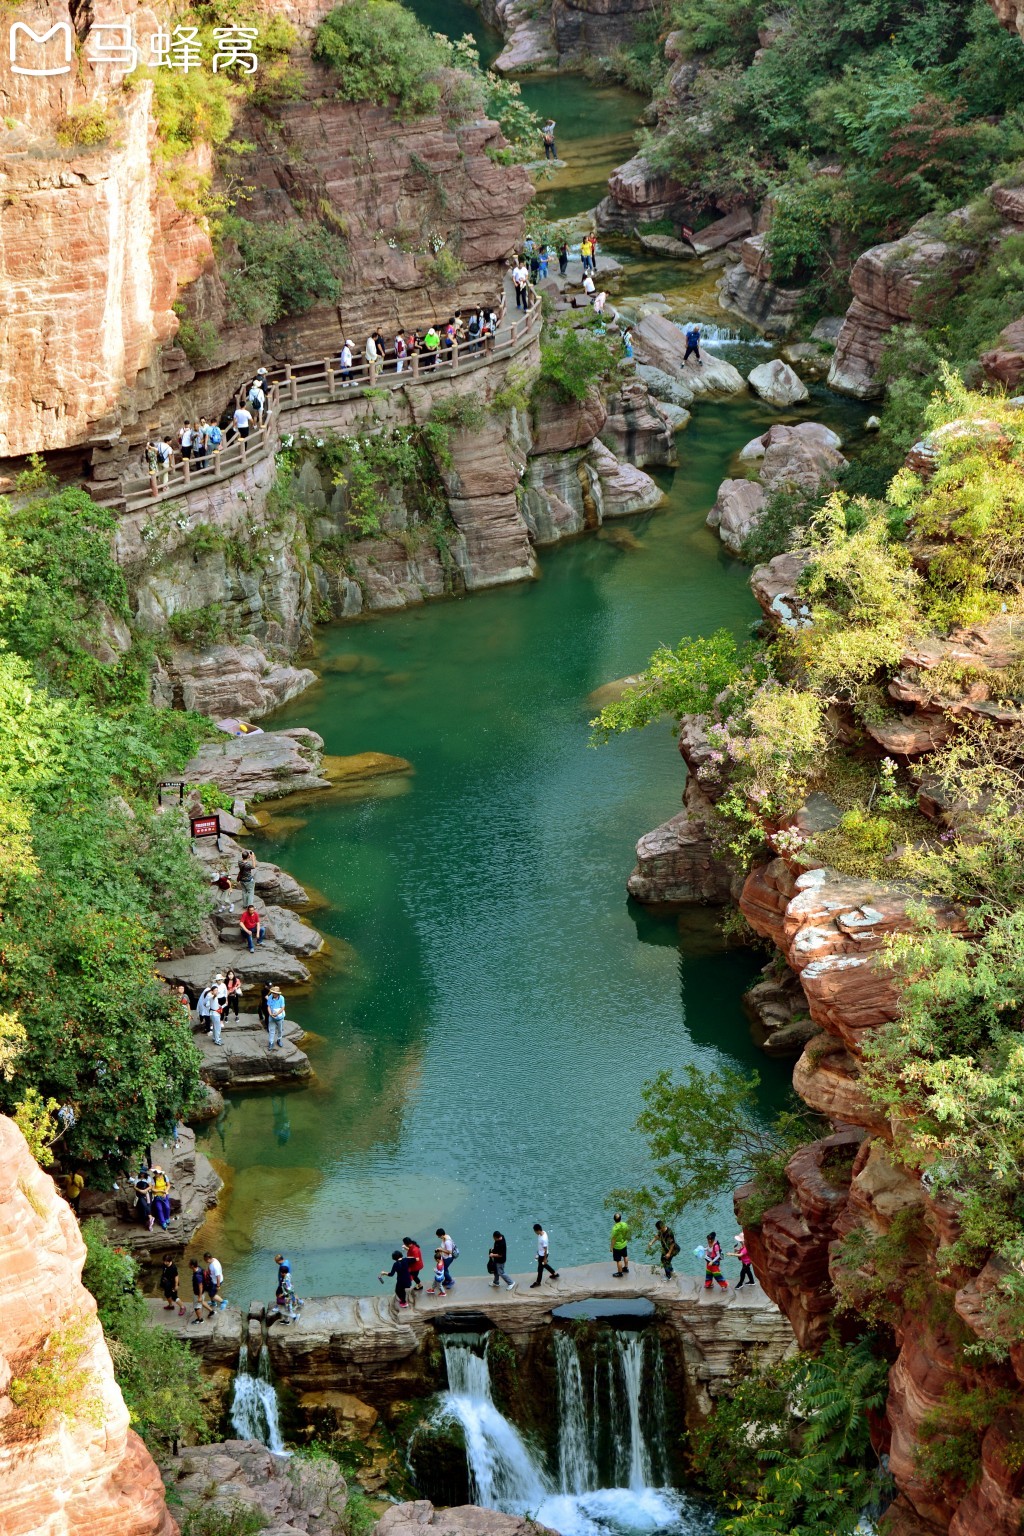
[440,1340,550,1513]
[615,1334,653,1491]
[555,1331,597,1495]
[435,1331,704,1536]
[230,1345,289,1456]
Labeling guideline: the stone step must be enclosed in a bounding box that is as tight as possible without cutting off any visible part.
[193,1017,312,1090]
[158,941,311,991]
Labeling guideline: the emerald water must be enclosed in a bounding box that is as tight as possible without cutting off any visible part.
[198,383,866,1302]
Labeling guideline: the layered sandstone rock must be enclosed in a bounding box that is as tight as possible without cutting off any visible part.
[0,1116,173,1536]
[717,237,808,338]
[706,478,766,554]
[595,155,688,233]
[827,222,980,398]
[748,358,810,407]
[377,1502,554,1536]
[165,1439,347,1532]
[601,377,678,467]
[627,780,738,905]
[184,727,331,802]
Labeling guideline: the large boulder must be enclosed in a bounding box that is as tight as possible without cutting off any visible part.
[747,359,810,407]
[152,642,316,721]
[717,236,808,337]
[184,728,329,802]
[589,440,663,517]
[529,387,607,454]
[375,1503,557,1536]
[595,154,687,233]
[627,806,735,905]
[0,1117,175,1536]
[706,479,767,554]
[633,314,748,396]
[601,377,677,468]
[165,1440,347,1533]
[981,317,1024,389]
[759,422,847,493]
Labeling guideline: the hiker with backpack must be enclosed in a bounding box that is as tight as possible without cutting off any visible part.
[542,119,557,159]
[648,1219,680,1279]
[435,1227,458,1289]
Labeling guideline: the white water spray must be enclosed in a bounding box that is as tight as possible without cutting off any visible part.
[440,1340,550,1512]
[230,1345,289,1456]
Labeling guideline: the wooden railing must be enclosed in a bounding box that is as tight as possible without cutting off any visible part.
[100,298,542,515]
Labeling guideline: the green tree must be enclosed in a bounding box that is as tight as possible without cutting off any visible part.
[314,0,448,116]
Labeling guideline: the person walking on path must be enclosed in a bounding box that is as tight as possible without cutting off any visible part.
[703,1231,729,1291]
[542,119,557,159]
[189,1258,214,1323]
[648,1220,679,1280]
[274,1254,302,1322]
[683,323,703,365]
[239,903,265,952]
[488,1231,516,1291]
[589,233,600,274]
[512,258,529,310]
[436,1228,457,1289]
[582,272,596,303]
[238,849,257,908]
[580,236,593,274]
[266,985,286,1050]
[197,980,218,1035]
[379,1249,414,1309]
[178,421,193,460]
[558,241,569,277]
[145,440,160,497]
[232,403,253,440]
[161,1255,185,1315]
[423,325,440,368]
[394,332,407,373]
[734,1233,755,1288]
[610,1213,630,1276]
[403,1237,425,1291]
[426,1248,447,1296]
[530,1223,559,1287]
[151,1165,171,1230]
[61,1169,85,1216]
[204,1251,227,1309]
[340,339,355,384]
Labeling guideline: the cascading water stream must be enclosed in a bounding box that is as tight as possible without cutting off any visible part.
[437,1332,713,1536]
[230,1345,289,1456]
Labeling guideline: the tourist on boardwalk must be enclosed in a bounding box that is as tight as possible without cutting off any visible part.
[179,420,194,459]
[204,417,223,457]
[426,1248,447,1296]
[542,118,557,159]
[191,420,208,470]
[702,1231,729,1291]
[683,323,703,365]
[189,1258,214,1322]
[529,250,540,285]
[531,1223,559,1287]
[144,441,160,496]
[238,848,257,907]
[734,1233,755,1289]
[610,1212,630,1276]
[155,437,172,488]
[466,310,482,353]
[266,985,287,1051]
[423,324,440,368]
[248,368,269,421]
[204,1251,227,1310]
[538,244,549,280]
[373,330,387,369]
[232,403,253,440]
[436,1227,457,1288]
[239,902,265,952]
[340,339,355,384]
[161,1255,185,1315]
[648,1220,679,1280]
[403,1237,425,1291]
[395,332,407,373]
[379,1248,414,1309]
[512,258,529,310]
[558,241,569,277]
[488,1231,517,1291]
[365,333,378,374]
[151,1164,171,1230]
[225,969,243,1020]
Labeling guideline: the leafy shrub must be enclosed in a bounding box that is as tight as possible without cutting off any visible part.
[55,102,113,148]
[220,215,346,325]
[168,604,227,648]
[536,325,620,403]
[9,1321,103,1434]
[173,304,220,368]
[314,0,448,116]
[425,248,466,290]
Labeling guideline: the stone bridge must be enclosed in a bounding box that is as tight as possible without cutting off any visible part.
[148,1261,794,1416]
[98,297,542,517]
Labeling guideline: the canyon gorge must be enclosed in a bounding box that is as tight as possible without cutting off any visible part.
[5,0,1024,1534]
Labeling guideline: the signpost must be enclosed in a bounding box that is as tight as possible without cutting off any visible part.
[190,813,221,850]
[159,779,186,807]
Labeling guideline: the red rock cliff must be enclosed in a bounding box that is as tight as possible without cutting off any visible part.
[0,1115,174,1536]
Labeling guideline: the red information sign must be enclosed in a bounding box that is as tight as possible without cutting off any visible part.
[190,814,220,839]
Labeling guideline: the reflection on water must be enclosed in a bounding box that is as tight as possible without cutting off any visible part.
[196,375,869,1302]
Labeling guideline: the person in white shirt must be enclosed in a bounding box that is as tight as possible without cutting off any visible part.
[530,1223,559,1287]
[203,1252,226,1309]
[512,261,529,311]
[394,333,407,373]
[593,291,607,316]
[340,340,354,384]
[435,1227,457,1289]
[582,273,596,301]
[365,334,378,374]
[232,405,253,439]
[178,421,193,458]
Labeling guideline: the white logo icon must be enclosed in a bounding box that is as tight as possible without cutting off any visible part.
[10,19,73,76]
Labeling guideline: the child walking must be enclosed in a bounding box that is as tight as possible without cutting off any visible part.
[426,1248,447,1296]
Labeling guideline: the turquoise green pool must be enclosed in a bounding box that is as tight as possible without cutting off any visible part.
[197,375,867,1301]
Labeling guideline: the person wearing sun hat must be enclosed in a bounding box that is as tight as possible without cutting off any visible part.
[266,984,286,1050]
[734,1232,755,1288]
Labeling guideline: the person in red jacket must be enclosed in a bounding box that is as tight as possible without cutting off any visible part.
[239,904,265,952]
[403,1237,424,1292]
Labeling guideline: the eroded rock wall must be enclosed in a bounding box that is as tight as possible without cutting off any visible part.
[0,1116,173,1536]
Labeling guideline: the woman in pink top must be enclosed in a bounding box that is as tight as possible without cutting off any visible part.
[734,1232,755,1289]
